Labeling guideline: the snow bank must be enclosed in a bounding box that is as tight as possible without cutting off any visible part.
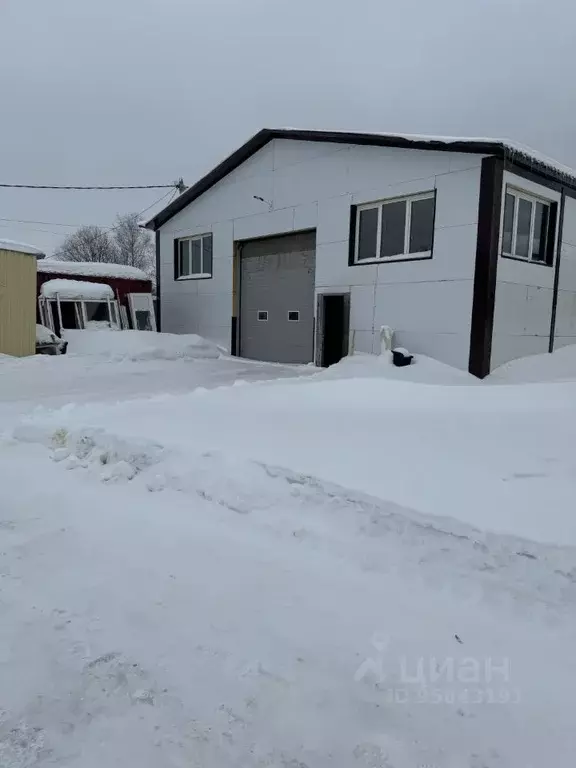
[320,352,479,385]
[63,329,221,361]
[4,347,576,764]
[38,260,149,281]
[13,422,165,481]
[36,324,54,344]
[0,238,45,256]
[41,278,114,300]
[36,324,60,344]
[23,370,576,546]
[489,344,576,383]
[13,417,576,616]
[3,434,576,767]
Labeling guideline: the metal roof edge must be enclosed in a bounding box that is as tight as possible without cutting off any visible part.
[146,129,576,231]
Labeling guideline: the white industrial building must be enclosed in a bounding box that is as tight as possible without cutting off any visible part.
[146,129,576,377]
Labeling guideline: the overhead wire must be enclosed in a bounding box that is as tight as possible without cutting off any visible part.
[0,182,176,190]
[0,187,179,236]
[0,217,102,229]
[0,222,70,236]
[134,187,178,220]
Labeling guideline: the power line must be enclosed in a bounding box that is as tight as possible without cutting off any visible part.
[0,182,178,190]
[134,188,177,219]
[0,221,67,236]
[0,217,98,229]
[0,188,179,234]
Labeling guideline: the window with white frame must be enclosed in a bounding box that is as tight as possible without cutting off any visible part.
[176,234,213,278]
[501,188,554,265]
[355,192,435,263]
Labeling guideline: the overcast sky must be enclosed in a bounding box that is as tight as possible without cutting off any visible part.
[1,0,574,255]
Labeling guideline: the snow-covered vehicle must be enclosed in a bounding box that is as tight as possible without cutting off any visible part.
[35,324,68,355]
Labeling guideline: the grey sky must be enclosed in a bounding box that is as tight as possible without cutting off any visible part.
[1,0,574,255]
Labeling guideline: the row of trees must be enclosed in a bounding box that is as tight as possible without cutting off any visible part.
[54,213,154,273]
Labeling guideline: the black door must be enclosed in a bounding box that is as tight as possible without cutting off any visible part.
[320,294,349,367]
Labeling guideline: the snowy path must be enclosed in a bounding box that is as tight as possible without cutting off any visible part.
[2,344,576,766]
[0,353,314,420]
[1,442,576,767]
[18,372,576,545]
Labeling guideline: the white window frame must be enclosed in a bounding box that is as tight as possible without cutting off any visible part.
[82,299,120,328]
[41,297,120,332]
[127,293,156,331]
[176,234,213,280]
[354,191,435,264]
[501,186,554,265]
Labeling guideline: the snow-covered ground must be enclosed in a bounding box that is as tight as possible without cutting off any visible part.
[1,334,576,767]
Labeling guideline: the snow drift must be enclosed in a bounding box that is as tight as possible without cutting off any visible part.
[3,341,576,766]
[489,343,576,383]
[63,329,221,361]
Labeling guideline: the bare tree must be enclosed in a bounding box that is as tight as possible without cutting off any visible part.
[112,213,154,272]
[54,225,117,263]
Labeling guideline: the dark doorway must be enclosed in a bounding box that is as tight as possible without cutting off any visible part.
[320,293,349,367]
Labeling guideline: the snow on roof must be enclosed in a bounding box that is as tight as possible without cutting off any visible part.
[0,239,45,257]
[145,127,576,231]
[285,128,576,184]
[38,260,150,281]
[41,279,114,301]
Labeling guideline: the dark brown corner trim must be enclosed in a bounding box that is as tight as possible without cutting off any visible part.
[173,238,179,281]
[155,230,161,332]
[469,156,504,378]
[348,205,357,266]
[549,192,566,352]
[231,316,238,356]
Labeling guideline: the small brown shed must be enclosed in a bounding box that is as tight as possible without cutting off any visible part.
[0,240,43,357]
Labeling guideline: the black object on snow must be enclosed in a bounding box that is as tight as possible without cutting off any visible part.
[392,349,413,367]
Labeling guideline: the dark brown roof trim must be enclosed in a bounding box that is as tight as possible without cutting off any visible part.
[146,128,576,231]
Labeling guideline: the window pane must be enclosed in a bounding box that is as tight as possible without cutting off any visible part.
[179,239,190,276]
[84,301,109,322]
[381,201,407,257]
[502,193,515,254]
[202,235,213,275]
[531,202,549,262]
[191,239,202,274]
[409,196,435,254]
[357,207,378,260]
[515,198,532,257]
[135,310,152,330]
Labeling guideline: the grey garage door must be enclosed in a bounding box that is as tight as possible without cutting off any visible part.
[240,232,316,364]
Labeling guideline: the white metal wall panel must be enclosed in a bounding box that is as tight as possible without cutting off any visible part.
[159,140,483,368]
[491,171,561,368]
[554,196,576,350]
